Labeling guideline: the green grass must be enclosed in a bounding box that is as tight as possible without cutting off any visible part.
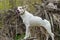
[14,33,25,40]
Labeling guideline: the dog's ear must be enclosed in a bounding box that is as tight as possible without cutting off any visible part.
[22,5,28,10]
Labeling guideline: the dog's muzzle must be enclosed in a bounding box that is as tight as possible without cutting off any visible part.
[14,7,20,14]
[15,9,20,14]
[16,10,20,14]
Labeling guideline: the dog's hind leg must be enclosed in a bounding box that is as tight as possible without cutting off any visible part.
[49,32,54,40]
[46,34,49,40]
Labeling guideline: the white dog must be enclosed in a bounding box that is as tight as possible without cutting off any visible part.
[15,6,54,40]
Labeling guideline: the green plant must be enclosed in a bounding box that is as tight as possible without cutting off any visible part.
[14,33,25,40]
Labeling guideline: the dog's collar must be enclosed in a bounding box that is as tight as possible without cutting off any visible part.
[20,11,25,15]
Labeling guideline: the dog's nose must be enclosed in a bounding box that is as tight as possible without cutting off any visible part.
[16,10,20,13]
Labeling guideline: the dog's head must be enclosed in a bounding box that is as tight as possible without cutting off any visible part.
[15,5,28,15]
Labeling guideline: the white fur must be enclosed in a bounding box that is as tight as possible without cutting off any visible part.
[17,6,54,40]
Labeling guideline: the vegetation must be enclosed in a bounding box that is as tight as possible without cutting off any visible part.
[0,0,60,40]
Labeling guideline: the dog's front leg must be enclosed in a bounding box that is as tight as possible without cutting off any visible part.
[24,24,30,39]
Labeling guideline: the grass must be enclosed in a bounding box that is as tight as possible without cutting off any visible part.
[14,33,25,40]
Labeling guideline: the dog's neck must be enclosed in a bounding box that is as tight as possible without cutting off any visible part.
[20,11,25,15]
[20,10,29,19]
